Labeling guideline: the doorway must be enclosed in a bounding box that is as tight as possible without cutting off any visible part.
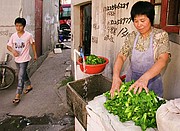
[80,4,92,56]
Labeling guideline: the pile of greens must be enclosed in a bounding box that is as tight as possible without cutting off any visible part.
[104,81,166,131]
[85,54,106,65]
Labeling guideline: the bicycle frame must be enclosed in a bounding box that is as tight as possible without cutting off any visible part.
[1,66,6,84]
[0,54,8,84]
[0,53,15,89]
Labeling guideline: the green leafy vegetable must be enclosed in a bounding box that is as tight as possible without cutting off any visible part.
[85,54,106,65]
[103,81,166,131]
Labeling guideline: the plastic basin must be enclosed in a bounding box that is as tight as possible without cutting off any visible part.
[77,56,109,74]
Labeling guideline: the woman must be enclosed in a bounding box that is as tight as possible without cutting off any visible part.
[7,17,37,104]
[110,1,170,98]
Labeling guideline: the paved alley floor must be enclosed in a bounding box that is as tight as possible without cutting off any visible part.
[0,45,74,131]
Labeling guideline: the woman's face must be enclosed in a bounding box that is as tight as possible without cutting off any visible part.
[15,23,24,33]
[133,15,152,37]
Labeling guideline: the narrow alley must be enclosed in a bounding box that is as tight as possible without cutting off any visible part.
[0,0,180,130]
[0,41,74,131]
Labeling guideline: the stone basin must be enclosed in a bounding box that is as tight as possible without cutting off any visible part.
[66,74,112,129]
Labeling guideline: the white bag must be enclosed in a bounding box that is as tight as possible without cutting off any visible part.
[156,98,180,131]
[87,95,157,131]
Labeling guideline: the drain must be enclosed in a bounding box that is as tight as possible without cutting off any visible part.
[59,114,74,126]
[0,114,52,131]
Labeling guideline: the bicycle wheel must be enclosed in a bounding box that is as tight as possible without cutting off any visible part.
[0,65,15,90]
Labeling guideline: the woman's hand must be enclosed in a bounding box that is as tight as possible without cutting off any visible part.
[31,42,37,62]
[110,53,126,98]
[110,77,122,98]
[12,50,19,57]
[128,76,149,94]
[34,54,37,61]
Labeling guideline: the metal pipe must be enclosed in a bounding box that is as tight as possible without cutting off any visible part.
[74,49,80,80]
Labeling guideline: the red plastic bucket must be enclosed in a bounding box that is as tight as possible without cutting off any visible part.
[77,56,109,74]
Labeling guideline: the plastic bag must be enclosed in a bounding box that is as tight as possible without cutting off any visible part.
[156,98,180,131]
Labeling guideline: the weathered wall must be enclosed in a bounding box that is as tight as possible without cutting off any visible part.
[22,0,35,37]
[0,0,21,63]
[42,0,59,54]
[22,0,36,58]
[71,0,180,99]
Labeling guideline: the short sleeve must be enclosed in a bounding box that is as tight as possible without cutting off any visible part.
[7,35,13,47]
[29,34,35,44]
[155,31,171,59]
[119,32,135,57]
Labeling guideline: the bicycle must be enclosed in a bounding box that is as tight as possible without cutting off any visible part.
[0,53,15,90]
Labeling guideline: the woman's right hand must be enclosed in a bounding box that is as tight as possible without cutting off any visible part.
[110,77,122,98]
[12,50,19,57]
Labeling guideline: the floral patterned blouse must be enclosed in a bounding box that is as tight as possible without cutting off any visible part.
[119,27,170,61]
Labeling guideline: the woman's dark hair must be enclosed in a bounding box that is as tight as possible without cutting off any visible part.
[131,1,155,25]
[14,17,26,27]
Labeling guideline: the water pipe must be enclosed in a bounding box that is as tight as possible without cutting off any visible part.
[74,48,85,80]
[74,49,80,80]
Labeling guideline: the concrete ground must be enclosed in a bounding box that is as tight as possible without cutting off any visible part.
[0,42,74,131]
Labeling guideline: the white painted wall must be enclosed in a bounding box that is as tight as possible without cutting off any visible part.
[0,0,21,63]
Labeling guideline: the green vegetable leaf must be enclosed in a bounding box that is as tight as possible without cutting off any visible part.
[104,80,166,131]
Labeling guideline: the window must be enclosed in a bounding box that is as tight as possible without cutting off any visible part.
[151,0,180,33]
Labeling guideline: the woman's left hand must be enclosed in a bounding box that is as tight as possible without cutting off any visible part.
[34,54,37,62]
[128,76,149,94]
